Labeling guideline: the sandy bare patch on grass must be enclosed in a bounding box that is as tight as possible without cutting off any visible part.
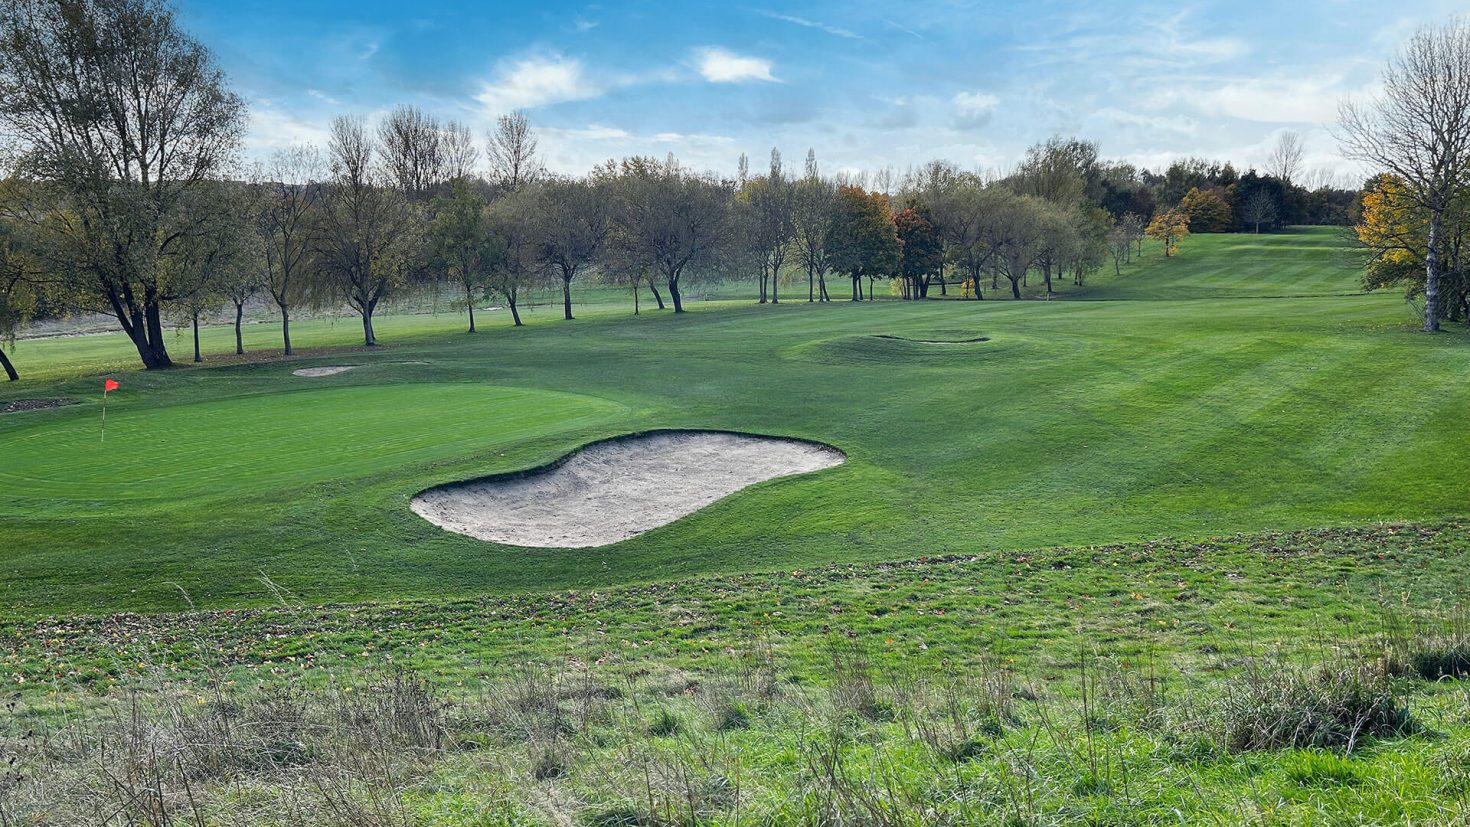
[0,398,77,414]
[411,430,845,548]
[292,365,358,377]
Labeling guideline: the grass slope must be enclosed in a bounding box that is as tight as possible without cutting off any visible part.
[3,228,1467,616]
[6,523,1470,825]
[1077,227,1368,300]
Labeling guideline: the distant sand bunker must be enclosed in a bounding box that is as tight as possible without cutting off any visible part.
[292,365,358,377]
[411,431,845,548]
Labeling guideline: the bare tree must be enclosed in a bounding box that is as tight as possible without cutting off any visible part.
[314,116,419,346]
[1266,131,1305,185]
[0,0,246,369]
[441,119,480,182]
[1240,190,1278,234]
[1340,18,1470,332]
[252,146,323,355]
[485,111,542,192]
[378,105,449,201]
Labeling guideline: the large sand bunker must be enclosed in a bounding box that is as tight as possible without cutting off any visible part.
[292,365,358,377]
[410,430,845,548]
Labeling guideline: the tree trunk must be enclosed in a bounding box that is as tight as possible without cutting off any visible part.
[633,281,639,315]
[192,314,202,363]
[771,270,779,304]
[508,296,523,326]
[362,311,377,346]
[1009,277,1022,300]
[808,267,815,302]
[465,283,477,333]
[234,301,246,355]
[279,303,293,356]
[1043,263,1053,294]
[758,273,767,304]
[0,345,17,381]
[818,272,830,301]
[562,273,575,320]
[851,275,860,301]
[939,276,947,296]
[668,276,684,313]
[1426,209,1442,332]
[647,277,665,309]
[133,302,173,369]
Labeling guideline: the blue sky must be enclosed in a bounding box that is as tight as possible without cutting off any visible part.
[178,0,1464,180]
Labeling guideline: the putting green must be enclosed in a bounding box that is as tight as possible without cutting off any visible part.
[1,383,628,515]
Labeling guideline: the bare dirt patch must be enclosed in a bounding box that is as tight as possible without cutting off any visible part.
[411,430,845,548]
[292,365,359,378]
[872,334,990,344]
[1,398,77,415]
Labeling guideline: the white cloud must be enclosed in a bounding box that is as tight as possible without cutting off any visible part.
[244,103,333,159]
[695,48,778,83]
[1188,74,1378,124]
[952,91,999,128]
[475,54,600,113]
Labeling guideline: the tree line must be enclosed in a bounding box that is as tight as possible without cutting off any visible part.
[0,0,1452,381]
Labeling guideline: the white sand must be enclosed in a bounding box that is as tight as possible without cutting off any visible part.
[292,365,358,377]
[411,431,845,548]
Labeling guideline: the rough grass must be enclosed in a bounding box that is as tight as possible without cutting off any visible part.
[4,548,1470,825]
[4,230,1470,615]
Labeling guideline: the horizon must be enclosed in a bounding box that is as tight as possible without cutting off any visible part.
[179,0,1464,181]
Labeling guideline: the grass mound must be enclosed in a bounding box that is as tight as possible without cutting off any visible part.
[790,332,1014,365]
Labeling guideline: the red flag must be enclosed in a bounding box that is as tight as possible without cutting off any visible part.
[104,379,119,392]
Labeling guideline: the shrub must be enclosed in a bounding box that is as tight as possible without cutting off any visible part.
[1212,657,1415,753]
[1382,599,1470,680]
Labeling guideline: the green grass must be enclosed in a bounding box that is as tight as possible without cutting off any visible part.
[3,227,1467,615]
[6,523,1470,825]
[1077,227,1368,300]
[6,227,1470,824]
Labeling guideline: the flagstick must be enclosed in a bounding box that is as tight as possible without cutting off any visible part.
[101,387,108,442]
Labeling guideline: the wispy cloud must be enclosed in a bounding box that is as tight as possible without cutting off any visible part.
[475,53,601,112]
[759,11,860,39]
[883,19,923,39]
[695,47,779,83]
[952,91,999,128]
